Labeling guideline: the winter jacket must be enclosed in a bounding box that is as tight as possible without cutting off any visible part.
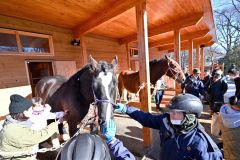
[0,115,58,160]
[223,78,236,103]
[108,138,135,160]
[219,106,240,160]
[208,78,228,103]
[125,107,223,160]
[182,75,205,98]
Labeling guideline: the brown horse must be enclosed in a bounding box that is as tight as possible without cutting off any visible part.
[118,55,185,98]
[35,56,118,136]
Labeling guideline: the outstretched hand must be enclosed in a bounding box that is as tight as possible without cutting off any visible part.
[114,103,127,113]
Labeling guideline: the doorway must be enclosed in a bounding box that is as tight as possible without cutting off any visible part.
[26,61,54,96]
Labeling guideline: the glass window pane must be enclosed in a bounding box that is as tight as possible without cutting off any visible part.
[0,33,18,53]
[20,35,50,53]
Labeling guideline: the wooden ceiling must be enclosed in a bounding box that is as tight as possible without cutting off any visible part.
[0,0,216,48]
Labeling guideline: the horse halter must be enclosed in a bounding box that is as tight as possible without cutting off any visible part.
[91,87,117,107]
[165,60,182,81]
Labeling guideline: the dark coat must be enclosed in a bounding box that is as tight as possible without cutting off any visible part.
[182,75,205,98]
[208,78,228,103]
[125,107,223,160]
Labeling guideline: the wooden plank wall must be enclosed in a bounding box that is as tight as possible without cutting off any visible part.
[0,15,81,88]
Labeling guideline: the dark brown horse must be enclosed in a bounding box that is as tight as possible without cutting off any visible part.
[118,55,185,98]
[35,56,118,136]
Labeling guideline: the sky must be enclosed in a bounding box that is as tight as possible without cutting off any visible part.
[212,0,232,10]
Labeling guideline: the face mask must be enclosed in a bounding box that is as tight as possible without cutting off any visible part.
[170,120,183,125]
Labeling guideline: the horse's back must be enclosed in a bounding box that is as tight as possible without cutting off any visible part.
[35,75,67,103]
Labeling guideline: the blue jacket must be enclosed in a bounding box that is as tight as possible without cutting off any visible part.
[121,107,223,160]
[182,75,205,98]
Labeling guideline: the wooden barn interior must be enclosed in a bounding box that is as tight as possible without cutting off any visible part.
[0,0,216,147]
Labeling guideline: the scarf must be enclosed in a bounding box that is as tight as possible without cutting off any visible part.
[172,114,197,134]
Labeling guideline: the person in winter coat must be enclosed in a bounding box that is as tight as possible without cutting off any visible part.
[208,69,228,113]
[114,93,223,160]
[182,68,205,98]
[0,94,59,160]
[219,96,240,160]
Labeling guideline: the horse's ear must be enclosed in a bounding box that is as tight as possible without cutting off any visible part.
[111,56,118,72]
[89,55,98,69]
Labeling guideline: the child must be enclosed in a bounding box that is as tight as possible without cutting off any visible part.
[0,94,58,159]
[30,97,68,147]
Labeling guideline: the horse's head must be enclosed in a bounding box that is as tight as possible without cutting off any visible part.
[89,56,118,126]
[164,55,185,83]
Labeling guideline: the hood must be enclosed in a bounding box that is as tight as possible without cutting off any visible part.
[3,115,32,128]
[220,105,240,128]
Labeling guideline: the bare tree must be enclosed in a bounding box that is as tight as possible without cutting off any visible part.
[204,45,224,68]
[215,7,240,54]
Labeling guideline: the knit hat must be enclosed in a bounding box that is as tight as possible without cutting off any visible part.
[9,94,33,113]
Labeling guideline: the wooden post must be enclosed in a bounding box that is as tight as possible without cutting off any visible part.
[126,43,131,70]
[188,39,193,74]
[174,29,181,95]
[174,29,181,64]
[80,36,88,65]
[195,45,200,69]
[200,47,204,79]
[136,1,152,146]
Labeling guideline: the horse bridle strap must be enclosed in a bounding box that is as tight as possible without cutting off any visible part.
[166,61,181,81]
[91,87,117,107]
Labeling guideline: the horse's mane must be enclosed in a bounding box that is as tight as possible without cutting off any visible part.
[68,64,92,82]
[149,59,166,67]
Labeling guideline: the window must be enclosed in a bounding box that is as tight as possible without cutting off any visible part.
[0,28,53,55]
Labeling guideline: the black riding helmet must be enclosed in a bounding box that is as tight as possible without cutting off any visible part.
[56,133,111,160]
[167,93,203,117]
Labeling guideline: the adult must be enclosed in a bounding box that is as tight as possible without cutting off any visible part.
[208,69,228,113]
[182,68,205,98]
[155,78,167,111]
[115,93,223,160]
[0,94,58,160]
[224,68,239,103]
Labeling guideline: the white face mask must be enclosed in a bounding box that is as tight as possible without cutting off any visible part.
[170,120,183,125]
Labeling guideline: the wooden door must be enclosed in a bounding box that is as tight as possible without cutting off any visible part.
[54,61,77,79]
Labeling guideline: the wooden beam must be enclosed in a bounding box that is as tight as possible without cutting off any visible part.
[188,39,193,74]
[200,47,205,79]
[136,1,152,146]
[158,36,212,51]
[195,45,200,69]
[120,13,203,44]
[174,29,181,64]
[80,36,88,65]
[73,0,142,37]
[149,29,209,48]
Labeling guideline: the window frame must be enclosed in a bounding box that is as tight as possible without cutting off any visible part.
[0,28,54,56]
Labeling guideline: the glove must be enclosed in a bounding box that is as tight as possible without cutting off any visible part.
[102,119,116,144]
[114,103,127,113]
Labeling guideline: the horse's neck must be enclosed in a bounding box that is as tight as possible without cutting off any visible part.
[150,61,167,85]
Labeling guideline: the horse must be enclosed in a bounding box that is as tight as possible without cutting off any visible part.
[117,55,185,99]
[35,56,118,137]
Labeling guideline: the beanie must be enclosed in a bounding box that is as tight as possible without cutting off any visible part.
[9,94,33,114]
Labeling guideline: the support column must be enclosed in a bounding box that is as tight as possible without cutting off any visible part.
[136,1,151,146]
[174,29,181,64]
[126,43,131,70]
[80,36,88,65]
[195,45,200,69]
[200,47,205,79]
[188,39,193,74]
